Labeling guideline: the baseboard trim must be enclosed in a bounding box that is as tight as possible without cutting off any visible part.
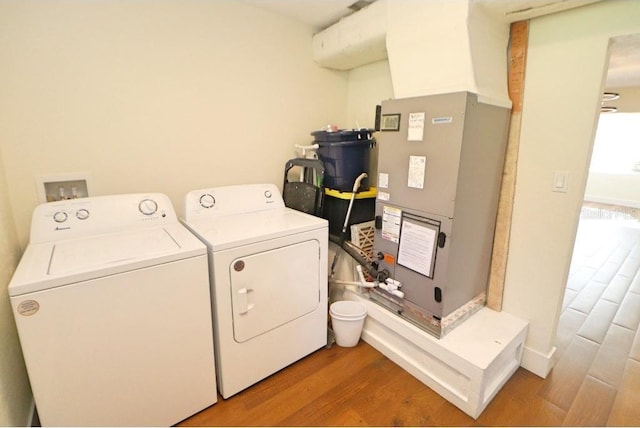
[520,344,557,378]
[583,195,640,209]
[27,399,37,427]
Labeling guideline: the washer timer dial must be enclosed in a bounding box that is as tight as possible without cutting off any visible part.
[75,209,90,220]
[53,211,68,223]
[138,199,158,216]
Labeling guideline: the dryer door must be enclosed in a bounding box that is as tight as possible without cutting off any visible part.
[229,239,320,343]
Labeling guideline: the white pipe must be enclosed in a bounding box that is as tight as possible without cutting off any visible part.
[330,172,369,277]
[355,264,370,284]
[341,172,368,235]
[355,265,405,298]
[379,283,405,299]
[329,279,376,288]
[294,144,319,157]
[329,266,406,298]
[293,143,320,181]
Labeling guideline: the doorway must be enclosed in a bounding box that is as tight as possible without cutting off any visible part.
[548,34,640,424]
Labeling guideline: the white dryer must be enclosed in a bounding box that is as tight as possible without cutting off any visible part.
[9,193,217,426]
[182,184,328,399]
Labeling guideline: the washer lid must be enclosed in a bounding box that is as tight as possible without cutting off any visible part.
[49,228,178,275]
[183,207,327,252]
[9,225,205,296]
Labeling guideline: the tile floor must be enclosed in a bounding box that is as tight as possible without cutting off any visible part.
[550,203,640,425]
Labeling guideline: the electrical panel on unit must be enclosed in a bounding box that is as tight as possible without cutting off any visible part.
[372,92,510,337]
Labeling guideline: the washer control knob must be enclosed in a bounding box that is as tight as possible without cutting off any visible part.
[53,211,68,223]
[76,209,90,220]
[264,190,272,198]
[200,194,215,209]
[138,199,158,216]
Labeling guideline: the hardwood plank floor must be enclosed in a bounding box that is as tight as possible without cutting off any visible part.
[179,204,640,426]
[179,343,461,427]
[179,341,574,427]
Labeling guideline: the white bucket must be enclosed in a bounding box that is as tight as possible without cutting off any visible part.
[330,300,367,347]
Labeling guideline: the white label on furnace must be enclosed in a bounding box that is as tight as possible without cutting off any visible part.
[432,116,453,124]
[408,112,425,141]
[378,191,390,201]
[378,172,389,189]
[381,206,402,243]
[407,155,426,189]
[397,220,437,277]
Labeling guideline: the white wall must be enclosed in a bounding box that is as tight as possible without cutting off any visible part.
[585,172,640,208]
[502,0,640,376]
[0,0,349,248]
[347,59,394,184]
[0,149,32,426]
[0,0,349,422]
[585,109,640,208]
[347,60,393,129]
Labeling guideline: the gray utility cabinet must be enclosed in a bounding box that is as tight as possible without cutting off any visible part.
[372,92,510,337]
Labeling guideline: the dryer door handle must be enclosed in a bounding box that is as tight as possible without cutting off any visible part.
[236,288,255,315]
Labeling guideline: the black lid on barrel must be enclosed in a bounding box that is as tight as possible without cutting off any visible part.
[311,129,373,143]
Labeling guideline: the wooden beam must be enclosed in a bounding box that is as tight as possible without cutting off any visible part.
[487,20,529,311]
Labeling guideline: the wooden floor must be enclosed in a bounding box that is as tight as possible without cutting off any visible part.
[179,204,640,427]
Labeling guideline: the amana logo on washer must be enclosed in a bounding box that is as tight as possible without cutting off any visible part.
[17,300,40,316]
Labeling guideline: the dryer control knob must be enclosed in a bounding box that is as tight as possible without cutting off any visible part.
[138,199,158,216]
[199,194,215,209]
[53,211,68,223]
[76,209,90,220]
[264,190,272,198]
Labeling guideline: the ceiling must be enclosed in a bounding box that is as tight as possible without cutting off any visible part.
[242,0,368,32]
[243,0,640,88]
[607,34,640,89]
[242,0,601,31]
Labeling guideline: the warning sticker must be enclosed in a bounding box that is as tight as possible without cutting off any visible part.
[381,206,402,243]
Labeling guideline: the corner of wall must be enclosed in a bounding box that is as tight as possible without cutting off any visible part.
[0,150,33,426]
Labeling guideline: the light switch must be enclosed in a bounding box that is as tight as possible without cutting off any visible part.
[552,170,569,193]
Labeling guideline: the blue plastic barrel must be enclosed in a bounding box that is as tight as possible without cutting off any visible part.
[312,129,375,192]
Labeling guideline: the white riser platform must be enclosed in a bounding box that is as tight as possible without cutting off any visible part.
[342,290,528,419]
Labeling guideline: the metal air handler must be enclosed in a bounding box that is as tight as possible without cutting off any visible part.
[371,92,510,338]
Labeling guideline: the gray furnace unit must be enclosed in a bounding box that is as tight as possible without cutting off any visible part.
[371,92,510,338]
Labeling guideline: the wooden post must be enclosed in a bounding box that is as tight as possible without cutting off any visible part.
[487,20,529,311]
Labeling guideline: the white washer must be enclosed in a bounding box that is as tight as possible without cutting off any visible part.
[182,183,328,399]
[9,193,217,426]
